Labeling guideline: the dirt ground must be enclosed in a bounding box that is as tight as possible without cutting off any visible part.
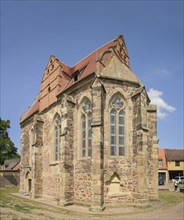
[0,189,184,220]
[1,201,184,220]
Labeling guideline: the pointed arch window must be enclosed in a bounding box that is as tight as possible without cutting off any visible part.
[81,114,86,157]
[54,114,61,161]
[81,99,92,158]
[110,95,125,156]
[88,112,92,157]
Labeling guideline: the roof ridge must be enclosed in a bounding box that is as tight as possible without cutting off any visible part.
[71,37,117,68]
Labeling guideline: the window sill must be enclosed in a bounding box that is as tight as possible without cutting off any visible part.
[49,161,59,166]
[109,155,126,158]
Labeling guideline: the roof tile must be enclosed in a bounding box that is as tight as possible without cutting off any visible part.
[165,149,184,161]
[20,35,133,123]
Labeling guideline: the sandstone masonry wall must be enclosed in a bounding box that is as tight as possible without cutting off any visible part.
[20,74,158,208]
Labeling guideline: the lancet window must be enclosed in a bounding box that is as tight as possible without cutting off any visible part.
[110,95,125,156]
[54,114,61,161]
[81,99,92,158]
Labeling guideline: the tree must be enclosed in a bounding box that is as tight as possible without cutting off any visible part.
[0,118,20,165]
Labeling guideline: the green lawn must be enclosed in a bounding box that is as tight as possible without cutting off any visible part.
[0,188,40,213]
[159,191,184,205]
[0,188,88,219]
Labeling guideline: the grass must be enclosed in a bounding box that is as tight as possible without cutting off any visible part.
[0,188,45,209]
[0,187,87,219]
[159,191,184,205]
[0,188,184,219]
[0,188,41,212]
[0,187,19,208]
[14,204,32,212]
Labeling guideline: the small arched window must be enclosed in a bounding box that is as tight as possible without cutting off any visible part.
[54,114,61,161]
[81,99,92,158]
[110,95,125,156]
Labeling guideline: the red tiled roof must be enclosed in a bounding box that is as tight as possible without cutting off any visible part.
[158,149,167,169]
[20,35,132,123]
[58,38,116,94]
[165,149,184,161]
[4,158,20,171]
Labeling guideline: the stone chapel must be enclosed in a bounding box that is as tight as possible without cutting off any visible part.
[20,35,158,211]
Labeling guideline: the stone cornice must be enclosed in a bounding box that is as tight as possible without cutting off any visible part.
[147,105,157,112]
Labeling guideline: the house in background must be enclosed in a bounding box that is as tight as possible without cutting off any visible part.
[158,149,184,185]
[0,158,20,171]
[165,149,184,180]
[158,149,168,185]
[0,158,20,188]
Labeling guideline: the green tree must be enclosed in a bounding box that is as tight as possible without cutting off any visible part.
[0,118,19,165]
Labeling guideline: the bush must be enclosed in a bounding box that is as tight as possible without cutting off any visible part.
[179,184,184,189]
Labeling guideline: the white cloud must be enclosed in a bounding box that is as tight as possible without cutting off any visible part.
[148,88,176,119]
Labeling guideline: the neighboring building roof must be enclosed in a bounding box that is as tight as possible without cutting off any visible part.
[20,35,143,123]
[158,149,167,169]
[165,149,184,161]
[4,158,20,170]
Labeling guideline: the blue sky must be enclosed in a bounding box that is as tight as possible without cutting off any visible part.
[1,0,183,153]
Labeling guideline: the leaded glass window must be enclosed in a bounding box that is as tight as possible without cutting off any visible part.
[110,109,116,156]
[81,114,86,157]
[81,99,92,158]
[88,112,92,157]
[119,110,125,156]
[54,115,61,161]
[110,95,125,156]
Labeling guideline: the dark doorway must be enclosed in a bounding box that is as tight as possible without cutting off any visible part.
[169,171,183,180]
[158,172,166,185]
[28,179,32,193]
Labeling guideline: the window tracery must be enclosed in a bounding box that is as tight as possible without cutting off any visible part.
[81,99,92,158]
[110,95,125,156]
[54,114,61,161]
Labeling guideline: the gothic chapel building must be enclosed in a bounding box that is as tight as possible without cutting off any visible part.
[20,35,158,211]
